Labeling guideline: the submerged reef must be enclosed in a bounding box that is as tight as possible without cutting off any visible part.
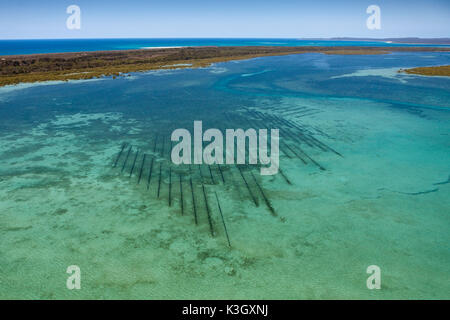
[399,65,450,76]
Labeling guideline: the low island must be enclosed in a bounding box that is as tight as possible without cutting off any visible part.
[399,65,450,76]
[1,46,450,86]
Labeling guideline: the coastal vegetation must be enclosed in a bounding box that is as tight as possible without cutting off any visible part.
[399,65,450,76]
[1,46,450,86]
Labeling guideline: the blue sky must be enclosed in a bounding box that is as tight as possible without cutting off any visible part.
[0,0,449,39]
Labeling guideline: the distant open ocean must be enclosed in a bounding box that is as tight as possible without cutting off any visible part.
[1,38,449,55]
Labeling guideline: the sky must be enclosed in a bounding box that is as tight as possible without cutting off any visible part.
[0,0,449,39]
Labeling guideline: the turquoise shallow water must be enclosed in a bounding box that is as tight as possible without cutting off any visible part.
[0,52,449,299]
